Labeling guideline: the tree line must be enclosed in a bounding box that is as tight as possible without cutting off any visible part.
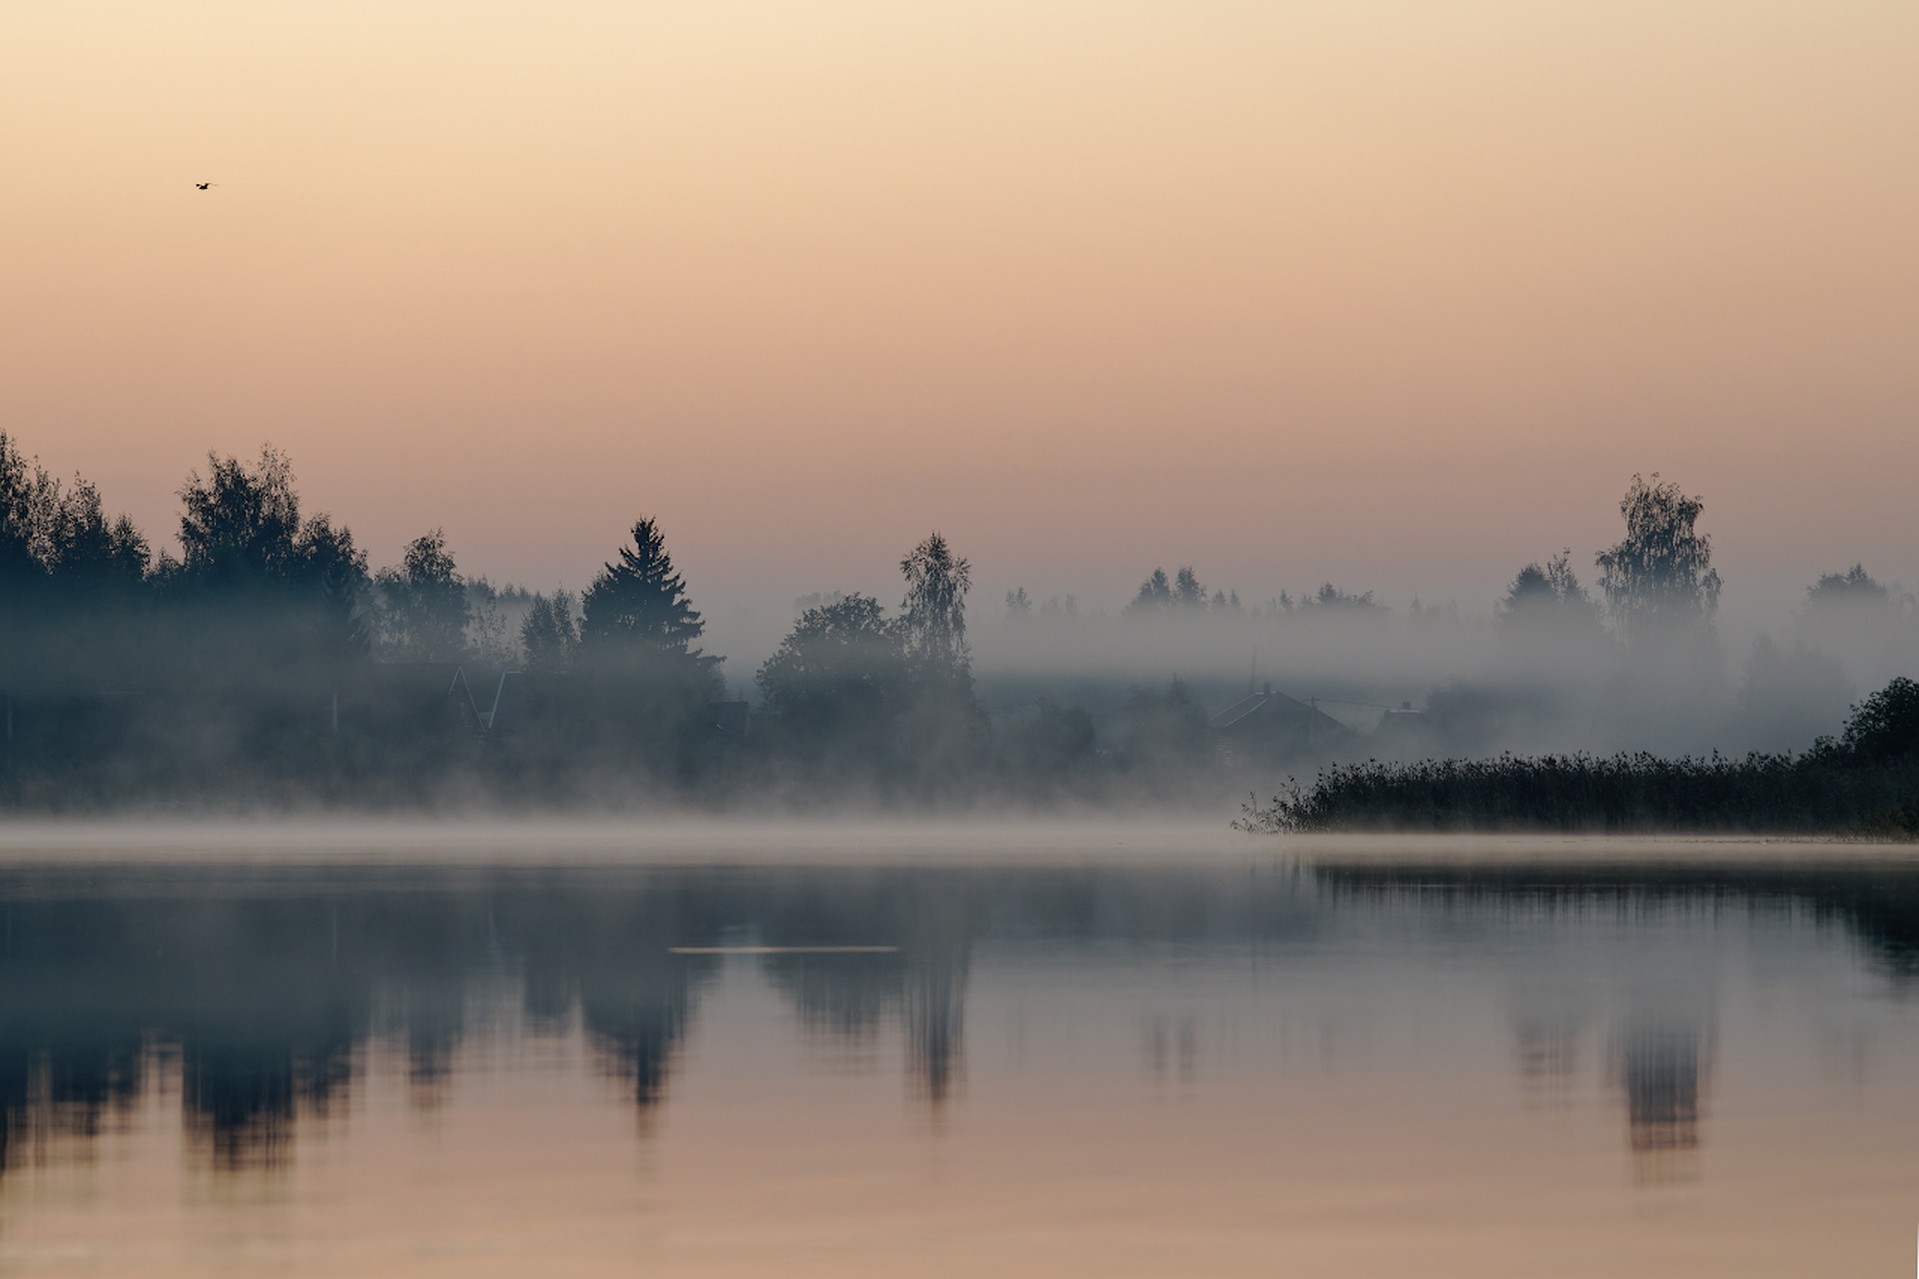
[0,433,1910,814]
[0,436,1032,805]
[1054,473,1796,644]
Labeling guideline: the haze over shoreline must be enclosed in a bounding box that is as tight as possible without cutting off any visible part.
[0,822,1906,869]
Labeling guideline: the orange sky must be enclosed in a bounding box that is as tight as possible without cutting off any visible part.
[3,0,1914,639]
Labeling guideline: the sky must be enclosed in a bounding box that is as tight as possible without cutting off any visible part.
[3,0,1915,653]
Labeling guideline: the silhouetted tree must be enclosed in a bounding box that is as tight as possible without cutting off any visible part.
[1794,564,1912,691]
[895,536,991,794]
[462,578,519,667]
[563,518,722,775]
[1808,564,1889,606]
[1816,677,1919,765]
[758,593,910,757]
[1038,592,1078,618]
[176,447,305,584]
[0,439,149,619]
[1004,587,1032,619]
[579,518,713,672]
[289,514,372,666]
[0,434,53,596]
[1301,583,1387,615]
[1127,566,1243,615]
[1173,566,1206,608]
[1497,550,1601,641]
[519,590,579,673]
[374,530,469,663]
[44,478,148,592]
[170,446,370,669]
[1595,474,1721,644]
[899,532,971,677]
[1129,568,1173,613]
[0,437,154,698]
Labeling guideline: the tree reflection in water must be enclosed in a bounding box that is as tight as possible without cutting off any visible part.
[1614,1018,1711,1183]
[0,858,1914,1181]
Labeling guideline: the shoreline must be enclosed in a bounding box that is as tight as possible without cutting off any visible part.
[0,819,1913,869]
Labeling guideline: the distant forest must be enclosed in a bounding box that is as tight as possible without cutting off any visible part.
[0,433,1913,818]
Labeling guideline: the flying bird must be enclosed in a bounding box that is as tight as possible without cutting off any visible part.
[195,182,216,190]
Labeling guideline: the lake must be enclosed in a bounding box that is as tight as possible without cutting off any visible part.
[1,825,1916,1276]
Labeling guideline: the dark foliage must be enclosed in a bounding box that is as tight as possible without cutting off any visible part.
[757,538,992,800]
[169,446,372,674]
[1807,564,1889,605]
[1595,473,1721,644]
[0,430,1905,817]
[758,593,911,764]
[1301,582,1387,614]
[1813,677,1919,765]
[373,530,469,663]
[580,518,716,675]
[898,532,972,677]
[0,436,744,806]
[1129,568,1173,612]
[1497,550,1601,641]
[1240,679,1919,837]
[1128,566,1242,616]
[518,590,579,674]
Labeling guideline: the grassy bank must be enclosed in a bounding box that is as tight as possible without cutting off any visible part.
[1238,677,1919,837]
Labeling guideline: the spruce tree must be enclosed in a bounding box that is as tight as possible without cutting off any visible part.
[580,518,715,671]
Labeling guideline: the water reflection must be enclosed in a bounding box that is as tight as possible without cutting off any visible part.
[1614,1017,1711,1182]
[1509,1002,1583,1102]
[1311,859,1919,979]
[1143,1014,1199,1085]
[0,857,1917,1186]
[1312,858,1919,1181]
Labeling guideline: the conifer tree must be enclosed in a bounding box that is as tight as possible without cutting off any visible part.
[580,518,715,671]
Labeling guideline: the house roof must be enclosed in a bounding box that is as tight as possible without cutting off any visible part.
[1207,690,1313,730]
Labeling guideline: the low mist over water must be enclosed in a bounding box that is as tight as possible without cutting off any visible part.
[3,832,1919,1275]
[9,0,1914,1270]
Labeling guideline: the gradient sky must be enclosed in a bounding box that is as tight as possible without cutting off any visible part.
[4,0,1914,646]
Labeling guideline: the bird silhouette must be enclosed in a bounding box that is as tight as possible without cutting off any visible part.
[195,182,216,190]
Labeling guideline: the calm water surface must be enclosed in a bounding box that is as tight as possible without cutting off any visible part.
[2,830,1917,1276]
